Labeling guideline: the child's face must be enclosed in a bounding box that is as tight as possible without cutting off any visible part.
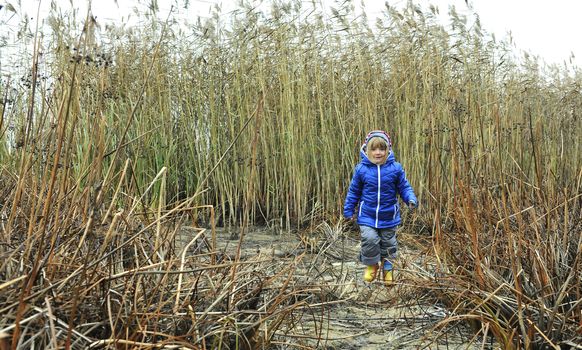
[369,146,387,164]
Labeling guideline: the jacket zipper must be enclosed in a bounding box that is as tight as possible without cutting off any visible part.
[375,164,381,227]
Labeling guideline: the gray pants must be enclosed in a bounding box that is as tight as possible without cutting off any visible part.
[359,225,398,265]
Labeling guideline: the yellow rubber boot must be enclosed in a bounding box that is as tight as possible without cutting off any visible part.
[383,260,394,286]
[363,264,379,282]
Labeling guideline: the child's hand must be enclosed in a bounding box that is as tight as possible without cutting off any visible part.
[408,200,417,210]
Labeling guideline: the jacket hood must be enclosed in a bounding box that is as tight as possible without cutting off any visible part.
[360,144,395,166]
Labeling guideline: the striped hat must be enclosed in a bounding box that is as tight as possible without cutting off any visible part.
[364,130,392,149]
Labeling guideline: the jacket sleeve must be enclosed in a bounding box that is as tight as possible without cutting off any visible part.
[343,165,364,218]
[397,166,417,206]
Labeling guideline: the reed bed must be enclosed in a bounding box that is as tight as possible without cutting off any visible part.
[1,0,581,348]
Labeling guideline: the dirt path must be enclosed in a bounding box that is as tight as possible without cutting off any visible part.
[176,225,497,349]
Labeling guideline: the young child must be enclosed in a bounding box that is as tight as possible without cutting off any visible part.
[343,130,417,284]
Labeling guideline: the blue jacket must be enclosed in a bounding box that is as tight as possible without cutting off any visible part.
[344,147,417,228]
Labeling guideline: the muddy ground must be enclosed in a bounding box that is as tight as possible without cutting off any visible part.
[176,224,499,349]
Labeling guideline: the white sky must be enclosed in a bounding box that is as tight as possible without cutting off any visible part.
[2,0,581,68]
[460,0,581,67]
[370,0,581,67]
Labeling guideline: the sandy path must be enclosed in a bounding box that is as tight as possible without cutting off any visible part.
[176,225,498,349]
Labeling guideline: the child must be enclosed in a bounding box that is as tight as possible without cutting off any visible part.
[343,130,417,284]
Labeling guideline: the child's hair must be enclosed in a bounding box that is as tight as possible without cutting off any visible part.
[366,137,388,152]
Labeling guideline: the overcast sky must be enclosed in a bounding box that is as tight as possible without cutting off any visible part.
[2,0,581,68]
[365,0,581,67]
[455,0,581,67]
